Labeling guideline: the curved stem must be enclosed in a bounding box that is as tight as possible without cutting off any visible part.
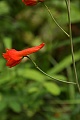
[43,3,70,37]
[27,56,76,84]
[65,0,80,92]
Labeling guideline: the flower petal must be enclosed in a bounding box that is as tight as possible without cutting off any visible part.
[2,43,45,68]
[18,43,45,57]
[6,58,21,68]
[7,49,22,60]
[3,53,10,60]
[22,0,37,6]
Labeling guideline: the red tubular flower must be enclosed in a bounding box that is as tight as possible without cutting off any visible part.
[22,0,44,6]
[3,43,45,68]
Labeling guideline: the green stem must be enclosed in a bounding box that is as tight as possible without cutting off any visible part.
[67,67,75,100]
[43,3,70,37]
[65,0,80,92]
[27,56,76,84]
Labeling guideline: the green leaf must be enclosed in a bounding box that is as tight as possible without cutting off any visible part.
[57,3,80,24]
[48,51,80,74]
[0,1,10,15]
[0,70,15,85]
[17,68,45,82]
[9,101,21,113]
[28,87,39,93]
[43,82,61,95]
[0,59,5,71]
[3,37,12,49]
[70,3,80,23]
[0,99,7,112]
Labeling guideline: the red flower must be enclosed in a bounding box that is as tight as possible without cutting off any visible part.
[3,43,45,68]
[22,0,44,6]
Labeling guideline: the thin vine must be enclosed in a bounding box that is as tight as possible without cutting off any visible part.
[27,56,76,84]
[43,3,70,37]
[65,0,80,92]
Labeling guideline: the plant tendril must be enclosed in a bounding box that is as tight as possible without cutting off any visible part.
[26,56,76,84]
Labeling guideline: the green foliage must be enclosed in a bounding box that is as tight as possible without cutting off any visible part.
[43,81,61,95]
[0,1,10,15]
[9,101,21,113]
[17,68,46,82]
[0,0,80,120]
[48,50,80,74]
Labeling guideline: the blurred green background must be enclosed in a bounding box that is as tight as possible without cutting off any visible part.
[0,0,80,120]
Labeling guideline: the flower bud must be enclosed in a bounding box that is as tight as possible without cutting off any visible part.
[22,0,44,6]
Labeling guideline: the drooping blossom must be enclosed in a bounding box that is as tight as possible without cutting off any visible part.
[22,0,44,6]
[3,43,45,68]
